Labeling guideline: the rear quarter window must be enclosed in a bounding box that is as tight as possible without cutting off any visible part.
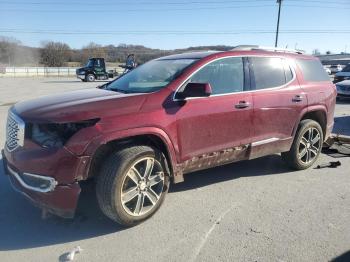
[250,57,286,90]
[297,59,330,82]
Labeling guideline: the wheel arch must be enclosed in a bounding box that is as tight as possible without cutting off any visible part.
[86,131,178,182]
[293,107,327,139]
[85,70,96,78]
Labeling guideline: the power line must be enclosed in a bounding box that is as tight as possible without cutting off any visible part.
[2,5,350,13]
[1,29,349,35]
[0,0,277,5]
[0,0,348,4]
[0,3,349,13]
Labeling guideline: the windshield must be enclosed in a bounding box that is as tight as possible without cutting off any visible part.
[106,58,198,93]
[342,65,350,72]
[86,59,94,67]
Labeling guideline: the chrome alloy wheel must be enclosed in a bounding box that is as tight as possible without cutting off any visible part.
[298,127,321,164]
[121,157,165,216]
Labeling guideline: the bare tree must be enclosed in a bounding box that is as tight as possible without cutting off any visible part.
[81,42,107,64]
[41,41,71,67]
[0,36,21,65]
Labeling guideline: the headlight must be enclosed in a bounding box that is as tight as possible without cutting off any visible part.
[29,118,99,148]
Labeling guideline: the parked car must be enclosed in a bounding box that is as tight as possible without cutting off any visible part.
[2,46,336,226]
[329,64,343,74]
[323,66,331,75]
[334,63,350,83]
[336,80,350,99]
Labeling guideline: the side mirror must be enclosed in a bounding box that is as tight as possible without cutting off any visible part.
[176,82,212,99]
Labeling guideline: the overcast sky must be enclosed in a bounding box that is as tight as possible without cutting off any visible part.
[0,0,349,54]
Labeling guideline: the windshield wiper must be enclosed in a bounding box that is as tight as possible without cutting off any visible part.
[109,87,134,94]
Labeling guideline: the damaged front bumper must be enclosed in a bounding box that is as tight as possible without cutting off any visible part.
[1,149,83,218]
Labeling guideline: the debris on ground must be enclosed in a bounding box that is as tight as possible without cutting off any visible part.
[250,228,262,234]
[323,134,350,158]
[65,246,83,261]
[316,161,341,169]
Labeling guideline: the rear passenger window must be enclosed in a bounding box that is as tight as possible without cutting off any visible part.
[297,59,330,82]
[250,57,286,90]
[189,57,244,95]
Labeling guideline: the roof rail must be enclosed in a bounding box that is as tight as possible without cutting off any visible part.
[231,45,305,54]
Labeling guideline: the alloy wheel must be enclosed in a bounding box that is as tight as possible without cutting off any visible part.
[121,157,165,216]
[298,127,321,164]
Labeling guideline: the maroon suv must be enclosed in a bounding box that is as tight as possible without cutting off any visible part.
[2,47,336,226]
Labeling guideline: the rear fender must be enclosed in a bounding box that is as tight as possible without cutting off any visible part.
[292,105,328,137]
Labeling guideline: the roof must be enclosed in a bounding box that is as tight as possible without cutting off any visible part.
[157,51,221,60]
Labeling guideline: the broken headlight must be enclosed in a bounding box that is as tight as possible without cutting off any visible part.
[28,119,99,148]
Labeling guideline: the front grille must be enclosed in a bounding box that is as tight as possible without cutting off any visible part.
[6,110,25,152]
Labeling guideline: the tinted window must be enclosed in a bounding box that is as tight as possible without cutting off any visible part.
[250,57,286,89]
[297,59,330,82]
[284,60,294,82]
[189,57,244,95]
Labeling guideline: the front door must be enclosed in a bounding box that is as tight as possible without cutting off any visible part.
[174,57,254,168]
[94,59,106,77]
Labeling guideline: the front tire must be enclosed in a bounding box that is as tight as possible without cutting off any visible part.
[96,146,170,226]
[86,74,95,82]
[282,119,323,170]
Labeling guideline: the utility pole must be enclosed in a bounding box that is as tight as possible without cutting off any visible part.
[275,0,283,48]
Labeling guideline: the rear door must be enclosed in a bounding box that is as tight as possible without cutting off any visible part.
[175,57,254,165]
[249,56,307,156]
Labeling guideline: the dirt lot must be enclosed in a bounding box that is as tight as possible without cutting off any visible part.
[0,78,349,262]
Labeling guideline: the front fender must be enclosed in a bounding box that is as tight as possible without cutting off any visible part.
[84,126,179,175]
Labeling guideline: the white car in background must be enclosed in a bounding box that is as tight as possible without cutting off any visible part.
[329,64,343,74]
[323,66,331,75]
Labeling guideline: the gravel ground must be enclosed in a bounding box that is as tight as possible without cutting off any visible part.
[0,78,349,262]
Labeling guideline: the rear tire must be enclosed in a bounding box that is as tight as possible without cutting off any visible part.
[282,119,323,170]
[96,145,170,226]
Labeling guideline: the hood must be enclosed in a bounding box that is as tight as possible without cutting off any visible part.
[76,67,89,73]
[13,88,147,123]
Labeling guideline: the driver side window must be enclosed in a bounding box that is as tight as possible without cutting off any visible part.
[189,57,244,95]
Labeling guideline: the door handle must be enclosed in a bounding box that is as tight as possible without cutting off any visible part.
[235,101,250,109]
[292,95,303,102]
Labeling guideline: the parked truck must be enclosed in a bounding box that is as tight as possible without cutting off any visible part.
[76,58,117,82]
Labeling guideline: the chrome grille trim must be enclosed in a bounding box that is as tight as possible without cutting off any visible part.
[5,110,25,152]
[7,165,57,193]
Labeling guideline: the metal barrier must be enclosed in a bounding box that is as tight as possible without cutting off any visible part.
[0,66,125,77]
[1,67,78,77]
